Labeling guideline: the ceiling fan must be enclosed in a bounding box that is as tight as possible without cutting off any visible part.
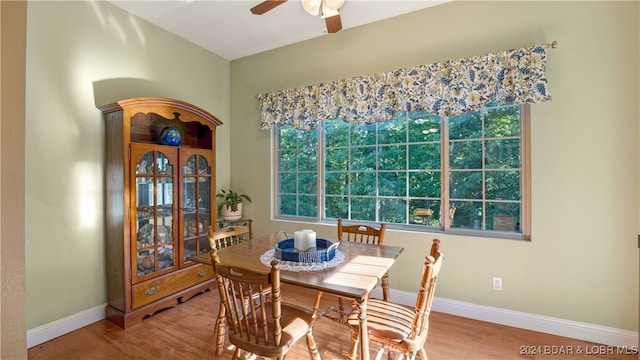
[250,0,345,33]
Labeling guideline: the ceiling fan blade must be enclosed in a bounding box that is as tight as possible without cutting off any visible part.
[325,13,342,33]
[250,0,287,15]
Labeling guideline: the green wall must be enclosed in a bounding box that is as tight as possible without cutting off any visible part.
[25,1,231,329]
[230,1,639,331]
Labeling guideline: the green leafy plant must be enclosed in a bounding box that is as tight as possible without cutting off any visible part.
[217,189,252,212]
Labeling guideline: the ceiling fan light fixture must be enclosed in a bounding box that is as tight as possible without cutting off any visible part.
[321,6,339,19]
[302,0,321,16]
[323,0,345,11]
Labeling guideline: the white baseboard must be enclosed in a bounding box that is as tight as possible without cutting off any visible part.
[383,288,638,348]
[27,303,106,348]
[28,291,638,350]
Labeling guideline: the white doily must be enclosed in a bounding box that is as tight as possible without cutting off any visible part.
[260,249,345,272]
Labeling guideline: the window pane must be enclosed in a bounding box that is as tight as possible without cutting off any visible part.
[351,123,377,146]
[298,195,317,217]
[299,129,318,146]
[449,111,481,140]
[325,119,349,147]
[351,146,376,170]
[325,196,348,219]
[409,199,440,226]
[298,172,317,194]
[485,139,520,169]
[279,150,297,171]
[409,171,441,198]
[280,172,296,193]
[379,171,407,197]
[378,145,406,171]
[380,198,407,224]
[409,143,440,170]
[279,128,297,150]
[450,201,483,229]
[350,171,376,196]
[450,170,482,199]
[486,202,520,232]
[326,148,348,171]
[486,170,520,200]
[351,197,377,221]
[408,112,441,143]
[485,106,521,137]
[450,140,482,169]
[279,194,297,215]
[378,118,406,144]
[298,148,317,172]
[325,172,347,195]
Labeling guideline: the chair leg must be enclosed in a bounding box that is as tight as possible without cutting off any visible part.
[385,350,392,360]
[418,348,428,359]
[306,329,321,360]
[348,331,359,360]
[311,291,323,327]
[215,302,226,356]
[381,273,390,301]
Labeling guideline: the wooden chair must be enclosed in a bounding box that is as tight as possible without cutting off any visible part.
[210,248,321,360]
[346,239,444,360]
[337,219,389,301]
[337,218,386,245]
[208,225,252,249]
[208,225,258,356]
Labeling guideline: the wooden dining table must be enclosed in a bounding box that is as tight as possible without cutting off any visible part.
[191,231,404,360]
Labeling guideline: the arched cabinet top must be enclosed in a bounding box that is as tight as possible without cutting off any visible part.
[99,97,222,150]
[99,97,223,127]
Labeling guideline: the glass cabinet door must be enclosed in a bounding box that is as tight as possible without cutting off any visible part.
[180,149,213,265]
[131,144,179,282]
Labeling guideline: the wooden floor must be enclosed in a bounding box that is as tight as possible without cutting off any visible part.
[28,285,636,360]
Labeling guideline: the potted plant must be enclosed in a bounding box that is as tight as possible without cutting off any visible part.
[217,189,252,220]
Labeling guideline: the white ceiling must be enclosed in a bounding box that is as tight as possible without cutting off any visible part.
[107,0,451,60]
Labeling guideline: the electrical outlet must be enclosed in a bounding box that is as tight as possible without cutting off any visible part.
[492,277,503,291]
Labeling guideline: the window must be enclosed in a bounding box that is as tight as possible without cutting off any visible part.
[274,102,530,239]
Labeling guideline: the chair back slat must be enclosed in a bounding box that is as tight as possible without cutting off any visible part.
[230,282,244,337]
[208,225,251,250]
[337,219,386,245]
[245,283,263,344]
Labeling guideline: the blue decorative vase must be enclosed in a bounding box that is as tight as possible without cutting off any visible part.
[158,127,182,146]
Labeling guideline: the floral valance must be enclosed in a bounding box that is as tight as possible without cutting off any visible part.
[258,42,554,130]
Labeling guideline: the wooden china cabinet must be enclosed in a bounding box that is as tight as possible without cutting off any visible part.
[99,97,222,328]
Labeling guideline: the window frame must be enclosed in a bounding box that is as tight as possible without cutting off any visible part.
[272,104,531,241]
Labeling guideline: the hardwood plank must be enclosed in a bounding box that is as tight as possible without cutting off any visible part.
[28,285,636,359]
